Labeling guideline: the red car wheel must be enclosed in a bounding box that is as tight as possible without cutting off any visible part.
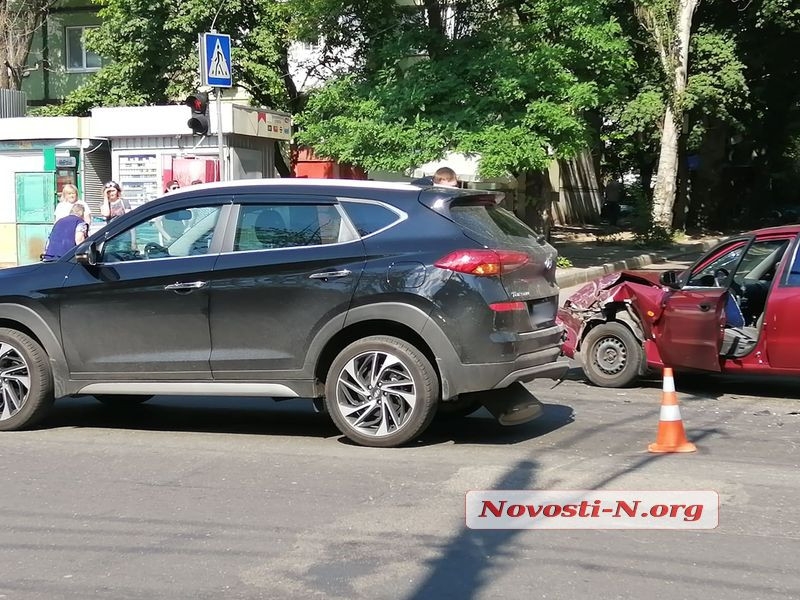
[582,322,643,388]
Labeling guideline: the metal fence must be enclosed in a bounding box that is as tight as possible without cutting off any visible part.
[0,89,27,118]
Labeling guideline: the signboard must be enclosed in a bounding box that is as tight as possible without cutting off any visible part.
[56,156,77,168]
[199,33,232,88]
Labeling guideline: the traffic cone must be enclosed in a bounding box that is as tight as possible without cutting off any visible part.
[648,368,697,453]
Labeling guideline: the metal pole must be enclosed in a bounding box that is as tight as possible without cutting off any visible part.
[216,87,225,181]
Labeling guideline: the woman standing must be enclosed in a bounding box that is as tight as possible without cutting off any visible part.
[54,183,92,224]
[100,181,130,223]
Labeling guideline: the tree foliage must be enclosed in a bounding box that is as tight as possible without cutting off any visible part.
[41,0,296,115]
[294,0,633,178]
[25,0,800,230]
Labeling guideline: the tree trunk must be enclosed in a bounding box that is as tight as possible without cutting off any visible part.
[651,104,680,228]
[672,120,690,230]
[0,1,53,90]
[643,0,700,230]
[0,47,9,89]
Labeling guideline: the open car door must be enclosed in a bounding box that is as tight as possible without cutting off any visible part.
[655,288,727,372]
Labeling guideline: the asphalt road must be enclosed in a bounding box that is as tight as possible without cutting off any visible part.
[2,368,799,600]
[3,256,797,600]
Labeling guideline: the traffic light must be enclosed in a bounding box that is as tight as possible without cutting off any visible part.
[185,92,209,135]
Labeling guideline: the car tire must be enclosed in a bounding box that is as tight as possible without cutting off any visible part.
[324,335,439,447]
[95,395,153,406]
[0,327,54,431]
[582,322,643,388]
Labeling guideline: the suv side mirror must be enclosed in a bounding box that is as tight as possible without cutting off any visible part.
[75,241,98,266]
[659,270,680,289]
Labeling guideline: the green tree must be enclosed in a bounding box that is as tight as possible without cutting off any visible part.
[0,0,56,90]
[602,1,749,232]
[634,0,702,230]
[42,0,298,173]
[294,1,633,179]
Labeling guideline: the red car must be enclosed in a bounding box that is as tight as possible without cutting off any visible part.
[558,225,800,387]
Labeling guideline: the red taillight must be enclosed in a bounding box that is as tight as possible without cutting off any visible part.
[434,249,529,276]
[489,301,527,312]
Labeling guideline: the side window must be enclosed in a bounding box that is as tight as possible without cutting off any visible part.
[687,239,789,287]
[687,243,747,287]
[233,203,350,251]
[340,200,402,236]
[101,206,221,262]
[734,239,789,284]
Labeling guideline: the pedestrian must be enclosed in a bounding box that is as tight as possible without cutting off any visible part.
[433,167,459,187]
[54,183,92,224]
[100,181,130,223]
[603,177,623,226]
[43,204,89,260]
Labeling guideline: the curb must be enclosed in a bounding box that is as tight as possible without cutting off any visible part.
[555,238,724,289]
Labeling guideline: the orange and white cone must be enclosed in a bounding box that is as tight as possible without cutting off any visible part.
[648,368,697,453]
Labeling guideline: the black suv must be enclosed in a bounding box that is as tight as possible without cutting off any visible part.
[0,179,567,446]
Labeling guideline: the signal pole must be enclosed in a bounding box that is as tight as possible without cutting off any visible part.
[216,88,225,181]
[199,31,233,183]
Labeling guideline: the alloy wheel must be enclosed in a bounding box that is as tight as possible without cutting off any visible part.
[0,341,31,421]
[335,351,417,438]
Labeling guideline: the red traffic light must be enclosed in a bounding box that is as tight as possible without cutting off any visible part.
[185,92,209,135]
[185,92,208,113]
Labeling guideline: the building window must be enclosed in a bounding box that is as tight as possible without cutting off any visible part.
[65,26,102,72]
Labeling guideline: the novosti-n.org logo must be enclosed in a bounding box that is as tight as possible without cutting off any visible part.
[466,491,719,529]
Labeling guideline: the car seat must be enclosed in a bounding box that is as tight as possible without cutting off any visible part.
[254,209,287,248]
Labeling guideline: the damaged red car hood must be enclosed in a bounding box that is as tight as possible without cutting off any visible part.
[563,270,666,312]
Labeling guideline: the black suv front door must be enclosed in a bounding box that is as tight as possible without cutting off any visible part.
[59,203,228,379]
[209,197,365,380]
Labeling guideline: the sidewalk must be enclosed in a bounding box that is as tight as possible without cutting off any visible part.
[552,226,727,289]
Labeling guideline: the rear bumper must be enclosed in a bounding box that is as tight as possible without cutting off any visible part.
[436,344,569,398]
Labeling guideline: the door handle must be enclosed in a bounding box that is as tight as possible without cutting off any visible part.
[164,281,208,291]
[699,303,712,312]
[309,270,351,280]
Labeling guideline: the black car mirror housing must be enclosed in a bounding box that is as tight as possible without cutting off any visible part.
[659,270,681,289]
[74,241,98,267]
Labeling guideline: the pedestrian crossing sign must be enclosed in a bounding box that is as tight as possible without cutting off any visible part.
[199,33,232,88]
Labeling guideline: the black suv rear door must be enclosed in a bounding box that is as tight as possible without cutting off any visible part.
[208,194,366,380]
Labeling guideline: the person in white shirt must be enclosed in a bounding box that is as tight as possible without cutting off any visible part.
[54,183,92,224]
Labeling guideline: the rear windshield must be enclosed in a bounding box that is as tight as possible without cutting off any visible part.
[449,203,544,245]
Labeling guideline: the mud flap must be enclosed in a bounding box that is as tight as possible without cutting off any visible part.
[461,382,544,426]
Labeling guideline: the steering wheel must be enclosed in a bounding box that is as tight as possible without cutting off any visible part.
[715,268,744,297]
[144,242,169,259]
[712,268,729,287]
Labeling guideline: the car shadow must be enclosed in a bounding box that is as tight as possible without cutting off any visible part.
[566,365,800,402]
[39,395,575,447]
[41,395,341,439]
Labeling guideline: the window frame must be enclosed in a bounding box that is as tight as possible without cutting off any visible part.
[96,203,232,265]
[221,198,360,254]
[65,25,102,73]
[338,197,407,239]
